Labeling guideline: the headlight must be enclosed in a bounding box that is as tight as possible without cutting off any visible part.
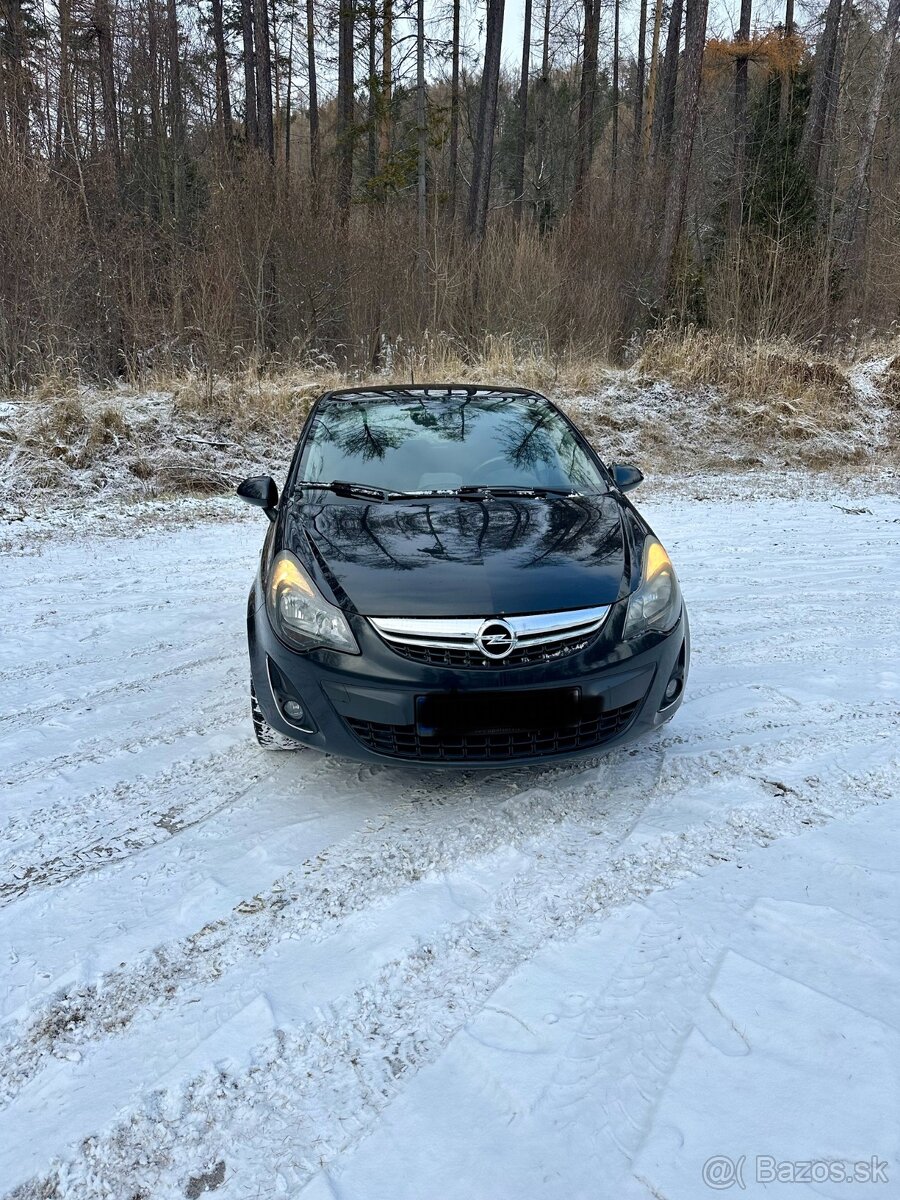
[267,550,359,654]
[623,538,681,639]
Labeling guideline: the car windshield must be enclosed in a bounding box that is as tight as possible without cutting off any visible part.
[296,389,608,496]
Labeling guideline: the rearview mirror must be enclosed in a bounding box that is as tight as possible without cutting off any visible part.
[610,463,644,494]
[237,475,279,520]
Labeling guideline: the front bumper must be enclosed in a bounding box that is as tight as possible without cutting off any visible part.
[248,590,689,768]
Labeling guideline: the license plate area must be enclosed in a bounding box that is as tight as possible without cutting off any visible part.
[416,688,588,736]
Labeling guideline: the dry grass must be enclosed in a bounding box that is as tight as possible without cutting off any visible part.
[883,355,900,406]
[634,328,900,457]
[3,329,897,507]
[26,370,81,404]
[161,335,615,435]
[636,329,850,403]
[30,399,131,470]
[371,333,613,396]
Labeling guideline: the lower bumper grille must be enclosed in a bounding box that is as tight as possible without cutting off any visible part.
[344,700,640,763]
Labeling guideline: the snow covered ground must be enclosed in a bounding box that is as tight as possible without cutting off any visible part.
[1,478,899,1199]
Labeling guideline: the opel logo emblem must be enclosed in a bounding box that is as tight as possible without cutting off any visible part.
[475,618,517,659]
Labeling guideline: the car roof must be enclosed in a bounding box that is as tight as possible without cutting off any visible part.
[320,384,552,404]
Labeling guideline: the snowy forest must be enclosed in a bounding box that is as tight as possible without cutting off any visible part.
[0,0,898,384]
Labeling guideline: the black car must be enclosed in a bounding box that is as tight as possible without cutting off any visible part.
[238,385,689,766]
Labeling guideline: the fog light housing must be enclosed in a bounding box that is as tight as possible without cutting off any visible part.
[266,657,317,733]
[659,642,687,711]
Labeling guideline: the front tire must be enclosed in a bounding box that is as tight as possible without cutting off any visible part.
[251,683,304,751]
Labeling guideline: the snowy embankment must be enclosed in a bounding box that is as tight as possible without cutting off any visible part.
[1,348,897,521]
[1,479,899,1198]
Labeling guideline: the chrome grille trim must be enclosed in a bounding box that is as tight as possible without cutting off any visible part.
[369,606,610,655]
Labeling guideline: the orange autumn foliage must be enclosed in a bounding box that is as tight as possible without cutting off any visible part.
[704,30,806,75]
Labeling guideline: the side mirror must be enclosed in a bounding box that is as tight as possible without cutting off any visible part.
[237,475,279,520]
[610,463,644,494]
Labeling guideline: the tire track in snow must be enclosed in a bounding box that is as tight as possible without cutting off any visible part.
[0,624,242,692]
[0,712,582,907]
[0,638,177,686]
[0,650,245,737]
[544,911,727,1175]
[0,666,248,789]
[0,730,562,906]
[538,748,900,1182]
[0,739,271,905]
[1,713,895,1109]
[0,596,200,634]
[0,771,632,1105]
[1,659,891,903]
[8,754,897,1200]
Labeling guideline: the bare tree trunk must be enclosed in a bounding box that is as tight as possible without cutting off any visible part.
[643,0,665,154]
[270,0,281,142]
[380,0,392,170]
[38,12,52,160]
[799,0,841,177]
[533,0,552,219]
[91,0,123,370]
[94,0,120,172]
[612,0,620,187]
[632,0,648,165]
[415,0,426,282]
[652,0,683,160]
[241,0,259,146]
[833,0,900,276]
[306,0,318,179]
[253,0,277,349]
[574,0,601,204]
[778,0,795,129]
[167,0,186,200]
[167,0,186,333]
[148,0,164,197]
[210,0,233,155]
[814,0,851,226]
[3,0,29,153]
[55,0,73,161]
[512,0,532,220]
[285,14,293,183]
[650,0,709,306]
[448,0,460,220]
[729,0,752,231]
[254,0,275,159]
[367,0,378,180]
[337,0,356,220]
[466,0,504,240]
[40,5,54,159]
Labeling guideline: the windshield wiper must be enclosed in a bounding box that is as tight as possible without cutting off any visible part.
[296,480,589,503]
[296,479,411,501]
[377,484,583,501]
[454,485,581,499]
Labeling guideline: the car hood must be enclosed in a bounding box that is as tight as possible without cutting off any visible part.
[283,493,636,618]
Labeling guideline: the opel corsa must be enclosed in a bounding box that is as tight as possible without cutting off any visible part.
[238,386,689,765]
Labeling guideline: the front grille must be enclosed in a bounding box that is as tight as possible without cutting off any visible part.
[369,606,610,670]
[387,637,595,669]
[345,700,640,763]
